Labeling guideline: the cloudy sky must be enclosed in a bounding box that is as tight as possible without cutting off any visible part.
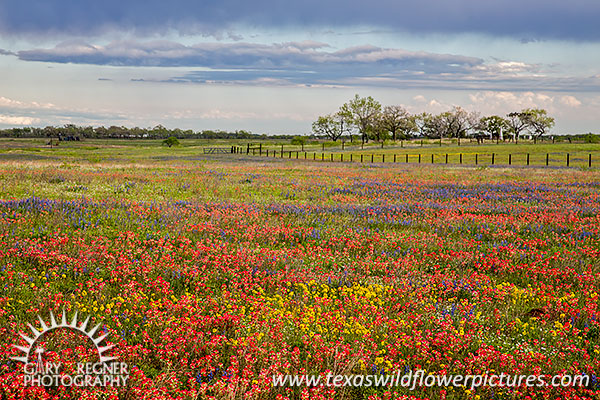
[1,1,599,134]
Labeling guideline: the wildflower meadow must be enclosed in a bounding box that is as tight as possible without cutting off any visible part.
[0,146,599,400]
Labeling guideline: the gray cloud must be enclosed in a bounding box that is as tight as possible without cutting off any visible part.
[15,39,600,92]
[1,1,599,41]
[15,39,499,88]
[17,39,482,72]
[0,0,600,41]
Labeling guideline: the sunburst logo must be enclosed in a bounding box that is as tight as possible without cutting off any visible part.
[12,309,116,364]
[11,309,129,387]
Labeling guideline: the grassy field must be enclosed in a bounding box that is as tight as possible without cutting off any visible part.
[2,138,599,168]
[248,141,600,168]
[0,139,599,399]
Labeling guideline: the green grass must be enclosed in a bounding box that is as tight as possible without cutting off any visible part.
[248,141,600,168]
[1,138,599,168]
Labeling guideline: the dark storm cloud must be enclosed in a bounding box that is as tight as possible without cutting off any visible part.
[16,39,485,86]
[15,39,600,91]
[17,40,482,69]
[0,1,599,41]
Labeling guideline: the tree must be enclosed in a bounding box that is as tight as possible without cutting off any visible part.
[379,105,414,141]
[371,120,390,142]
[448,107,479,138]
[414,112,436,138]
[163,136,180,147]
[338,94,382,143]
[438,111,455,141]
[506,111,530,143]
[524,108,554,141]
[480,115,509,141]
[43,126,58,138]
[312,114,345,141]
[435,107,479,145]
[151,124,169,139]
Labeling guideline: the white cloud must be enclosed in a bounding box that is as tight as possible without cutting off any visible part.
[559,95,582,108]
[0,96,56,110]
[0,115,39,125]
[466,91,586,118]
[468,91,552,112]
[169,108,312,122]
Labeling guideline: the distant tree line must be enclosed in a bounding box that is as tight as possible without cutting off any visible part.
[0,125,306,140]
[313,94,562,144]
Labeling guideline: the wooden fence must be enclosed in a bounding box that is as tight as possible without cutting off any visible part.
[203,147,233,154]
[231,146,595,168]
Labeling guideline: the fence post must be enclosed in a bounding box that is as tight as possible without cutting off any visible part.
[259,143,262,154]
[341,154,344,162]
[446,154,448,164]
[314,153,316,160]
[383,154,385,163]
[475,154,478,165]
[459,153,462,164]
[361,154,364,163]
[566,153,570,167]
[330,153,333,162]
[418,154,421,163]
[431,154,434,164]
[350,154,353,162]
[296,151,298,159]
[406,154,409,163]
[527,153,530,165]
[492,153,495,165]
[322,153,324,161]
[509,154,511,165]
[371,154,374,163]
[266,149,269,157]
[394,154,397,163]
[546,153,549,166]
[589,154,592,168]
[246,143,250,154]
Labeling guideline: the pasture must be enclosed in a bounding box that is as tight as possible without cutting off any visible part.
[0,138,599,399]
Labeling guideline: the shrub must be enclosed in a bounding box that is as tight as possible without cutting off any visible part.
[291,136,306,146]
[163,136,180,147]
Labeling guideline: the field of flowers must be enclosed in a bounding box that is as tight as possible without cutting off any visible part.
[0,153,599,399]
